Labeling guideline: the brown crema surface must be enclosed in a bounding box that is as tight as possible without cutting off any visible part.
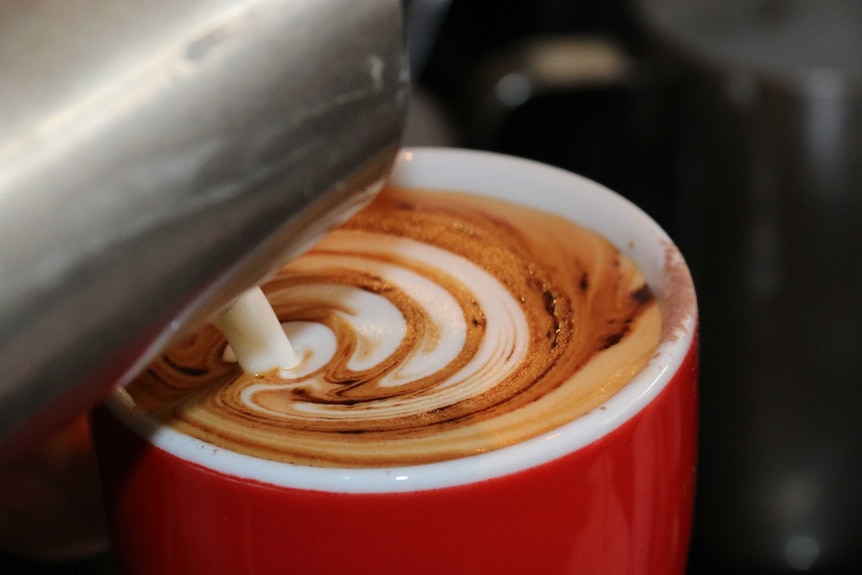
[125,187,661,467]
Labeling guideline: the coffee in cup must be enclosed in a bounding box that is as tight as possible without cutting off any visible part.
[93,148,698,575]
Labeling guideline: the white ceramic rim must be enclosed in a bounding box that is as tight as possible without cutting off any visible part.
[106,147,697,494]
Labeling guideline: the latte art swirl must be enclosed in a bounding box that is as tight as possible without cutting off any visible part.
[244,233,529,425]
[127,187,661,467]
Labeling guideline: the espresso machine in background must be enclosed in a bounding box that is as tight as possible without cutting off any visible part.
[414,0,862,573]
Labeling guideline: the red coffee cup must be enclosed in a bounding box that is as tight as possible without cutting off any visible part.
[92,148,698,575]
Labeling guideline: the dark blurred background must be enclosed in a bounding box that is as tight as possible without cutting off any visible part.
[3,0,861,573]
[406,1,862,574]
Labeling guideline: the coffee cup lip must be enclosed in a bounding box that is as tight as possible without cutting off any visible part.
[106,147,697,494]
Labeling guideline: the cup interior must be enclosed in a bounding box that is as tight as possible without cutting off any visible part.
[106,147,697,493]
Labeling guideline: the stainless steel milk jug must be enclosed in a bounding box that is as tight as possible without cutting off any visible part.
[0,0,407,462]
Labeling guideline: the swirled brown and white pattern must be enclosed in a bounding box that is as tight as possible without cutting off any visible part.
[126,187,661,467]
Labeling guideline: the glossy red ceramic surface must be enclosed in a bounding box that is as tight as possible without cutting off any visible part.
[92,335,697,575]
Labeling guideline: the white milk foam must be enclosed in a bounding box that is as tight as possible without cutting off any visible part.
[238,232,528,422]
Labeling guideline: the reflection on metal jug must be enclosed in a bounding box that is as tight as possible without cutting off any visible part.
[637,0,862,571]
[0,0,408,463]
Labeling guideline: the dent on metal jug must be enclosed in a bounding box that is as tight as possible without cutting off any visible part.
[636,0,862,572]
[0,0,408,463]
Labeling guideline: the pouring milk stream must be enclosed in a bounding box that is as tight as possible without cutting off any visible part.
[214,288,299,375]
